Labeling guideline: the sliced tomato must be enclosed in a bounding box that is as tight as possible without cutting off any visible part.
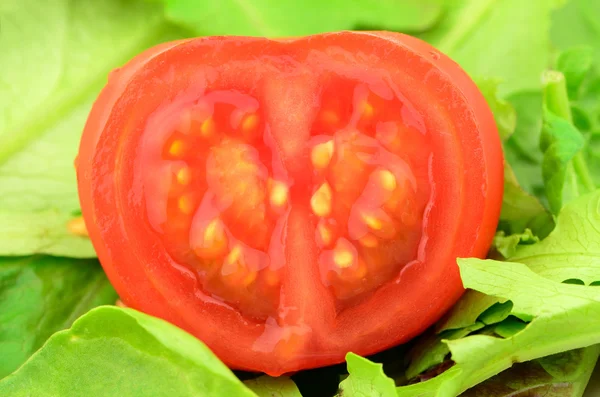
[77,31,503,376]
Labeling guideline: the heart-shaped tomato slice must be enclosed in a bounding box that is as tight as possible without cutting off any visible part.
[77,32,503,375]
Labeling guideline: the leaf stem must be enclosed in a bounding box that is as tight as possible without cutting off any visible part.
[573,154,596,191]
[543,71,573,122]
[542,71,596,192]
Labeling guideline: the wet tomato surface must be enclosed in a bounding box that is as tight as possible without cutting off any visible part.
[77,32,503,375]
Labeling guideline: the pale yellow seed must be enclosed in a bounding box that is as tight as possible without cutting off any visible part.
[361,101,374,118]
[334,249,354,268]
[362,213,383,230]
[67,216,88,237]
[310,183,332,217]
[200,118,215,137]
[204,219,220,242]
[269,181,289,208]
[195,218,228,259]
[242,271,257,287]
[225,245,242,265]
[242,114,259,131]
[317,223,333,246]
[169,140,184,157]
[359,234,378,248]
[176,167,191,185]
[311,140,334,169]
[376,169,397,191]
[178,195,194,214]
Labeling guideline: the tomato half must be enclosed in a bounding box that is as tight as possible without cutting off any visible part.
[77,31,503,376]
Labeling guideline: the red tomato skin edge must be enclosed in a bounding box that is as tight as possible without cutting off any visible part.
[77,31,503,375]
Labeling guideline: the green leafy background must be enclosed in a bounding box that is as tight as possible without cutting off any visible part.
[1,0,599,396]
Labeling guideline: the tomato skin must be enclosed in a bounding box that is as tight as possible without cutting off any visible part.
[77,32,503,375]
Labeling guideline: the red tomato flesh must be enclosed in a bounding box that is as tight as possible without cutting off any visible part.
[77,32,503,376]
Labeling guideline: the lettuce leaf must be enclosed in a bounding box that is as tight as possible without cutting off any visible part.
[0,0,185,257]
[0,256,116,378]
[244,376,302,397]
[462,346,600,397]
[551,0,600,187]
[341,258,600,397]
[341,347,600,397]
[551,0,600,65]
[498,164,554,239]
[0,306,258,396]
[503,92,546,198]
[418,0,564,96]
[339,190,600,396]
[541,71,595,214]
[152,0,444,37]
[510,190,600,285]
[339,353,397,397]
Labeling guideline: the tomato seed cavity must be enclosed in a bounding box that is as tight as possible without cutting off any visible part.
[142,78,430,318]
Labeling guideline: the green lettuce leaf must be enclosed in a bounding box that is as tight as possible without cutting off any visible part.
[540,107,587,213]
[0,0,185,257]
[405,323,484,381]
[404,300,519,383]
[476,76,554,239]
[153,0,444,37]
[437,291,501,333]
[343,344,599,397]
[0,306,257,396]
[477,302,514,326]
[492,229,539,259]
[405,191,600,387]
[477,79,554,241]
[475,79,553,238]
[551,0,600,187]
[510,190,600,285]
[418,0,564,96]
[503,91,545,198]
[555,48,600,188]
[551,0,600,65]
[589,131,600,186]
[405,331,599,397]
[340,190,600,396]
[462,346,600,397]
[391,258,600,396]
[245,376,302,397]
[502,52,599,210]
[498,0,600,201]
[541,71,595,214]
[0,256,116,378]
[498,163,554,239]
[0,211,95,259]
[338,353,396,397]
[420,0,568,215]
[557,48,595,99]
[476,78,517,140]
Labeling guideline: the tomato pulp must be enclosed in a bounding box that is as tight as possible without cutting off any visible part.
[77,32,503,376]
